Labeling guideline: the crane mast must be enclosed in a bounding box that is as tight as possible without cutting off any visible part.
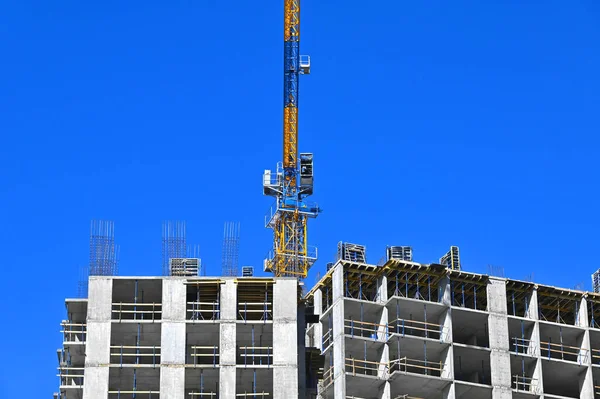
[262,0,320,279]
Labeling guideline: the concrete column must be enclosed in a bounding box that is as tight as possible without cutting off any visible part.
[438,277,454,381]
[83,277,113,399]
[442,382,456,399]
[378,381,391,399]
[273,278,299,399]
[219,279,237,399]
[331,264,346,399]
[578,298,594,398]
[487,278,512,399]
[377,275,388,303]
[313,289,324,351]
[160,278,186,399]
[439,276,452,306]
[530,288,544,395]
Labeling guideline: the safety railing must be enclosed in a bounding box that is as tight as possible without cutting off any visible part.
[539,340,588,363]
[112,302,162,321]
[345,357,387,377]
[61,321,87,343]
[591,348,600,365]
[511,337,537,356]
[235,393,270,397]
[344,319,388,340]
[389,357,444,377]
[238,346,273,367]
[322,328,333,350]
[187,301,220,321]
[110,345,161,366]
[57,366,84,387]
[265,202,320,229]
[188,393,218,397]
[322,367,334,389]
[237,302,273,322]
[187,345,219,367]
[512,375,541,394]
[391,396,425,399]
[108,391,159,398]
[388,318,447,341]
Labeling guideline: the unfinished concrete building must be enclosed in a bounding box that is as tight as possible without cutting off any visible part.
[55,275,322,399]
[305,258,600,399]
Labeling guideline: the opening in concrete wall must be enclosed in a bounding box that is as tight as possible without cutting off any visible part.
[343,266,379,302]
[510,354,540,394]
[389,336,448,379]
[185,368,219,397]
[112,279,162,322]
[344,299,385,340]
[589,330,600,366]
[185,280,221,321]
[506,281,535,318]
[541,358,584,397]
[235,368,273,397]
[237,281,274,322]
[108,367,160,398]
[387,298,448,341]
[186,323,219,367]
[110,323,161,366]
[453,345,491,385]
[538,322,586,363]
[452,308,490,348]
[588,294,600,330]
[236,323,273,367]
[508,318,536,355]
[344,335,386,378]
[449,273,488,312]
[386,263,446,304]
[537,287,582,326]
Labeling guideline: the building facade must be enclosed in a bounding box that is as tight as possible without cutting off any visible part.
[55,276,319,399]
[305,259,600,399]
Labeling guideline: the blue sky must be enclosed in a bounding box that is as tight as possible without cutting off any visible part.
[1,0,599,396]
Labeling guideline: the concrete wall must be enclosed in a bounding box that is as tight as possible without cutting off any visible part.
[487,278,512,399]
[83,277,112,399]
[160,278,186,399]
[273,278,299,399]
[331,265,346,399]
[219,279,237,399]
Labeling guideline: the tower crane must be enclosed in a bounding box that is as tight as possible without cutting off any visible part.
[263,0,320,279]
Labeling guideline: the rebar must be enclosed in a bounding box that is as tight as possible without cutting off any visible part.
[89,220,119,276]
[221,222,240,276]
[161,220,187,276]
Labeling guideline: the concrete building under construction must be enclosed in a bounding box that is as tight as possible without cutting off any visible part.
[55,275,323,399]
[56,242,600,399]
